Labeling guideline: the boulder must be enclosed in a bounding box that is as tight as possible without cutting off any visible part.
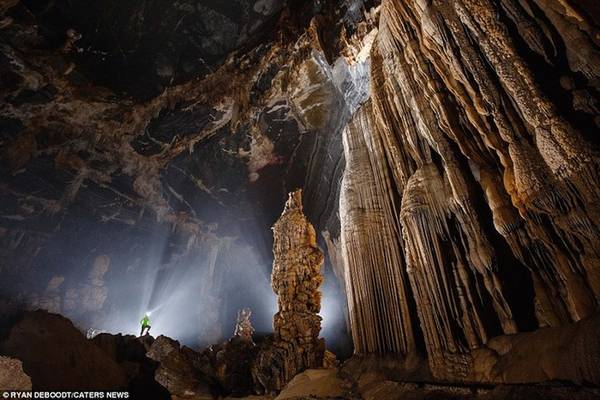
[481,313,600,385]
[275,368,347,400]
[208,336,258,397]
[92,333,170,399]
[0,310,127,390]
[0,356,32,390]
[147,335,215,399]
[340,353,431,386]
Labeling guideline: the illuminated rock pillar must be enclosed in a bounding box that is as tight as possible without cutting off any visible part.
[253,189,325,392]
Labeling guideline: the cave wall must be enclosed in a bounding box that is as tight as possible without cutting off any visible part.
[340,0,600,382]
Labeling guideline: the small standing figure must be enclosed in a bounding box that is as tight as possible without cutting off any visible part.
[61,28,81,53]
[140,314,151,336]
[234,307,254,342]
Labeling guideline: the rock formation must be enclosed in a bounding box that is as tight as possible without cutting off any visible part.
[234,308,255,342]
[1,0,599,395]
[340,102,417,356]
[472,313,600,384]
[204,309,259,397]
[0,356,31,391]
[92,333,171,399]
[209,338,258,397]
[1,310,600,399]
[0,311,127,390]
[339,0,600,383]
[253,190,326,392]
[146,335,214,399]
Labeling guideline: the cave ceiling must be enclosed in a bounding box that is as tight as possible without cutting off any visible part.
[0,1,374,345]
[0,0,371,250]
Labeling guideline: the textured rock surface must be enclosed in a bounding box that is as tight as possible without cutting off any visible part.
[475,313,600,384]
[340,102,417,356]
[0,311,127,390]
[1,311,600,399]
[275,369,347,400]
[339,0,600,383]
[1,0,599,392]
[0,355,32,390]
[253,190,326,392]
[0,0,366,348]
[235,308,256,342]
[92,333,171,399]
[208,336,258,397]
[146,335,215,399]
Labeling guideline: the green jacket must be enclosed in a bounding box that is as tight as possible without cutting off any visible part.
[141,316,150,327]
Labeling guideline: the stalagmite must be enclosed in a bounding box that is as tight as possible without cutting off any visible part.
[252,190,325,392]
[234,308,255,342]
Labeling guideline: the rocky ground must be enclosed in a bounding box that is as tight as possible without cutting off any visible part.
[1,310,599,400]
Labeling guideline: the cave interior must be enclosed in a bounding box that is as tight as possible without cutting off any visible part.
[0,0,599,398]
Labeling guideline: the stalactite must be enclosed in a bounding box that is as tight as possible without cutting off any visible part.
[400,163,504,379]
[340,102,417,356]
[340,0,600,381]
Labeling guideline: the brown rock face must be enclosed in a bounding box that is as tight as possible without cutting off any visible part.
[477,313,600,384]
[0,356,31,390]
[0,311,127,390]
[146,335,214,399]
[1,0,599,391]
[253,190,326,392]
[272,190,324,351]
[340,0,600,384]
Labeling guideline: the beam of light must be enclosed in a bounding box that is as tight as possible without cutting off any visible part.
[59,223,348,353]
[82,234,279,348]
[318,265,350,356]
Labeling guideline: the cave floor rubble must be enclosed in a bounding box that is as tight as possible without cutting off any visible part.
[230,367,600,400]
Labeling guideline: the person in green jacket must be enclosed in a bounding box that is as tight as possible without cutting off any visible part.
[140,314,151,336]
